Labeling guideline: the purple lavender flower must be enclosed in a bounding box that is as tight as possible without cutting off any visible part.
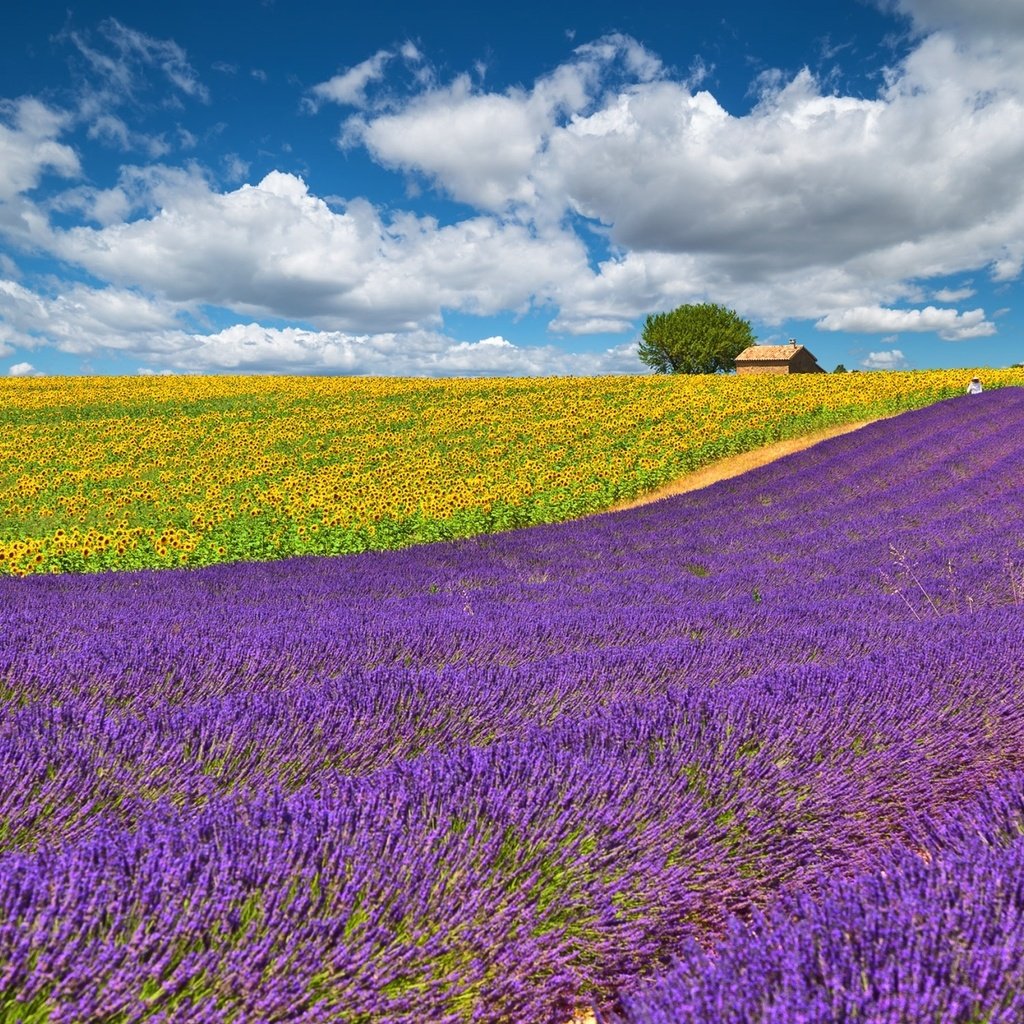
[0,389,1022,1019]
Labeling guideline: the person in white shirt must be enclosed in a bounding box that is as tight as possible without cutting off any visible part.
[966,377,983,394]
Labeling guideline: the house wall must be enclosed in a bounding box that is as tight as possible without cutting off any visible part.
[791,351,825,374]
[735,361,791,376]
[736,352,825,375]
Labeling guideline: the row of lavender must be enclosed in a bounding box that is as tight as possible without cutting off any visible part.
[610,773,1024,1024]
[1,389,1023,1020]
[3,632,1023,1021]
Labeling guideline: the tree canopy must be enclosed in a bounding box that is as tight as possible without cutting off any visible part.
[638,302,755,374]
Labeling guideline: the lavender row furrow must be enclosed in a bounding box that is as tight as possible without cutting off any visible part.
[0,609,1022,855]
[2,680,1022,1023]
[610,773,1024,1024]
[0,389,1022,1018]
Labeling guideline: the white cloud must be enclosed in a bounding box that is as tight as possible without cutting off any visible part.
[884,0,1024,40]
[54,171,592,332]
[86,113,131,149]
[86,112,172,158]
[543,41,1024,277]
[63,18,208,162]
[310,50,394,109]
[862,348,910,369]
[343,34,661,213]
[8,361,41,376]
[815,304,995,340]
[336,28,1024,329]
[345,78,546,209]
[9,26,1024,365]
[47,162,213,232]
[932,285,975,302]
[161,324,643,375]
[71,18,209,104]
[571,33,664,84]
[0,277,643,375]
[0,278,189,354]
[0,98,79,202]
[991,247,1024,282]
[223,154,250,183]
[50,186,125,228]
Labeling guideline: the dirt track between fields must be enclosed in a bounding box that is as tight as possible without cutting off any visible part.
[601,418,885,514]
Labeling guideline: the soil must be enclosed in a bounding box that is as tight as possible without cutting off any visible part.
[601,419,882,514]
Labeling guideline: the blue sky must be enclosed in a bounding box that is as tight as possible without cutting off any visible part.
[2,0,1022,377]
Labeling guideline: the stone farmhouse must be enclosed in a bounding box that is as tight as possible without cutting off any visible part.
[734,339,825,375]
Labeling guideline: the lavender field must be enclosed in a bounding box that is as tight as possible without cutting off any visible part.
[2,388,1024,1022]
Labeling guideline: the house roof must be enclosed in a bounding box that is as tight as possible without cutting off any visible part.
[734,344,813,361]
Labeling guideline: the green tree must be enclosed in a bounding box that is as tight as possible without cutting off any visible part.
[834,363,848,373]
[638,302,755,374]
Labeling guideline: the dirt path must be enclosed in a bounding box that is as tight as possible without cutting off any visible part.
[601,418,883,514]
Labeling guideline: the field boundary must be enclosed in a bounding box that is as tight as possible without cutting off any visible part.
[600,417,890,514]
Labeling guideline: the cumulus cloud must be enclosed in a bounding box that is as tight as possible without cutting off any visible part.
[8,361,41,376]
[862,348,910,369]
[167,324,643,375]
[345,79,547,209]
[10,24,1024,367]
[0,278,189,354]
[990,247,1024,283]
[574,33,664,83]
[0,278,643,376]
[815,304,995,340]
[546,42,1024,282]
[342,34,663,212]
[332,27,1024,332]
[54,171,592,332]
[47,162,211,230]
